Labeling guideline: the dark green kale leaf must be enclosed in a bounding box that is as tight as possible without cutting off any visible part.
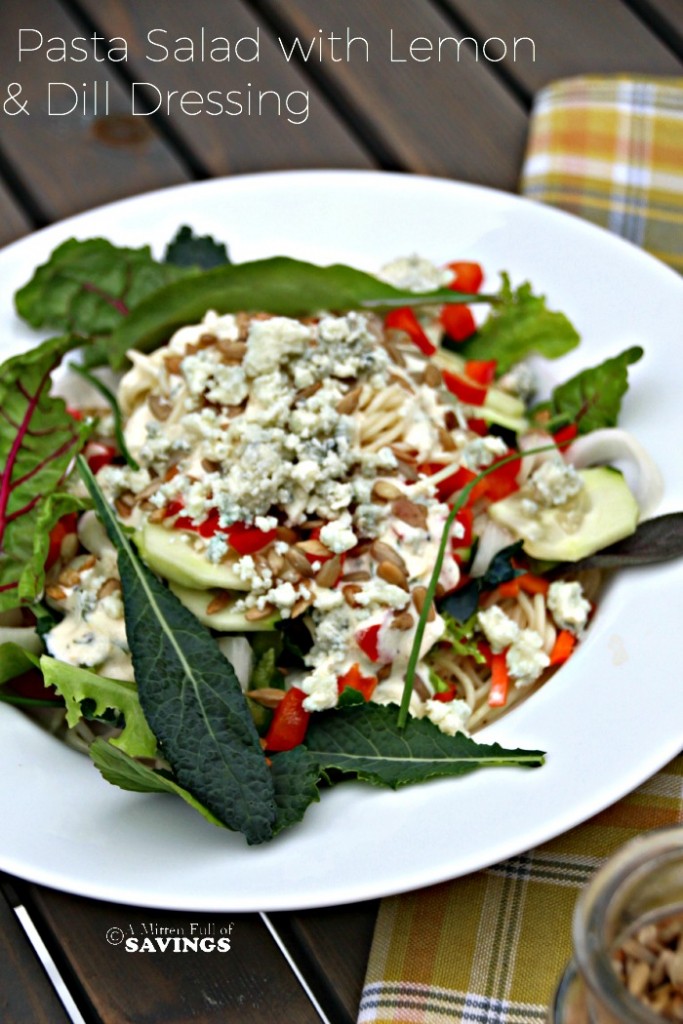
[305,703,544,788]
[79,456,280,845]
[164,225,231,269]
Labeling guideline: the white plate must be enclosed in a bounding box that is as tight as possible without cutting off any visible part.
[1,171,682,912]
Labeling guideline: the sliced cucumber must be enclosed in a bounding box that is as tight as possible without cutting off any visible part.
[169,581,280,631]
[488,466,639,561]
[134,523,248,591]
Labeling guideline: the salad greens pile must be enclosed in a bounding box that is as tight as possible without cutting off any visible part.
[0,226,670,844]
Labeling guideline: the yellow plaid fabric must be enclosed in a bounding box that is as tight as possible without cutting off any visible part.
[359,757,683,1024]
[521,75,683,273]
[358,76,683,1024]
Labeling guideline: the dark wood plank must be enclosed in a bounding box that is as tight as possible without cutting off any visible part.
[75,0,374,174]
[442,0,683,96]
[629,0,683,54]
[254,0,529,189]
[0,180,32,247]
[0,878,71,1024]
[272,901,379,1024]
[17,883,321,1024]
[0,0,189,224]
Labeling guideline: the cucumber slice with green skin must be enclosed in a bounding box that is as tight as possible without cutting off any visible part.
[134,523,249,591]
[488,466,639,561]
[169,581,280,631]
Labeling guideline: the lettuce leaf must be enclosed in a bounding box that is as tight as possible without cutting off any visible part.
[457,273,580,373]
[532,346,644,434]
[0,336,92,611]
[40,656,157,759]
[0,641,39,686]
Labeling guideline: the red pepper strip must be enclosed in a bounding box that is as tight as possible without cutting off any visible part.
[166,501,276,554]
[355,623,383,663]
[84,441,117,474]
[337,663,377,701]
[465,359,497,386]
[453,507,474,547]
[473,454,521,503]
[467,418,489,436]
[225,522,278,555]
[488,652,510,707]
[264,687,310,752]
[550,630,576,666]
[553,423,579,448]
[442,368,487,406]
[446,261,484,293]
[440,304,477,343]
[496,573,550,601]
[432,687,458,703]
[478,641,494,668]
[46,513,79,570]
[384,307,436,356]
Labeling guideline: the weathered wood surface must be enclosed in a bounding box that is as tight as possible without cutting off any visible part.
[0,1,679,1020]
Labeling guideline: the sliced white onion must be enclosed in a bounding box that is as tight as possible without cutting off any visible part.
[470,519,516,578]
[0,626,43,655]
[217,636,254,692]
[564,428,664,519]
[518,430,557,483]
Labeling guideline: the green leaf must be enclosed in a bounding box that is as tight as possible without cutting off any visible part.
[15,238,193,338]
[269,747,321,836]
[0,336,92,611]
[17,492,89,605]
[532,346,644,435]
[89,257,486,370]
[440,613,485,662]
[78,455,278,845]
[305,703,544,788]
[90,738,226,829]
[40,656,157,759]
[458,273,580,373]
[164,226,231,269]
[0,642,39,685]
[250,647,280,690]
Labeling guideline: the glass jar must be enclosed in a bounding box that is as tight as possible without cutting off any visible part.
[551,826,683,1023]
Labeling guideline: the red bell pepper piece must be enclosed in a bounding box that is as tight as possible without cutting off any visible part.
[225,522,277,555]
[496,573,549,601]
[440,304,477,343]
[553,423,579,448]
[550,630,576,666]
[467,418,489,436]
[337,663,378,701]
[465,359,497,386]
[446,261,484,294]
[264,687,310,752]
[488,652,510,707]
[432,687,458,703]
[384,307,436,356]
[355,623,383,663]
[46,513,79,569]
[442,369,487,406]
[84,441,117,474]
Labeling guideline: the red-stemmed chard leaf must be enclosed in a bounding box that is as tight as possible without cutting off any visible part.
[0,336,91,610]
[14,237,195,340]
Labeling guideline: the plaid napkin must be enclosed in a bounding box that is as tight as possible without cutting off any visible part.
[521,75,683,272]
[358,76,683,1024]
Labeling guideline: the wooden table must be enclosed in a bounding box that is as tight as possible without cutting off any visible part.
[0,2,681,1021]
